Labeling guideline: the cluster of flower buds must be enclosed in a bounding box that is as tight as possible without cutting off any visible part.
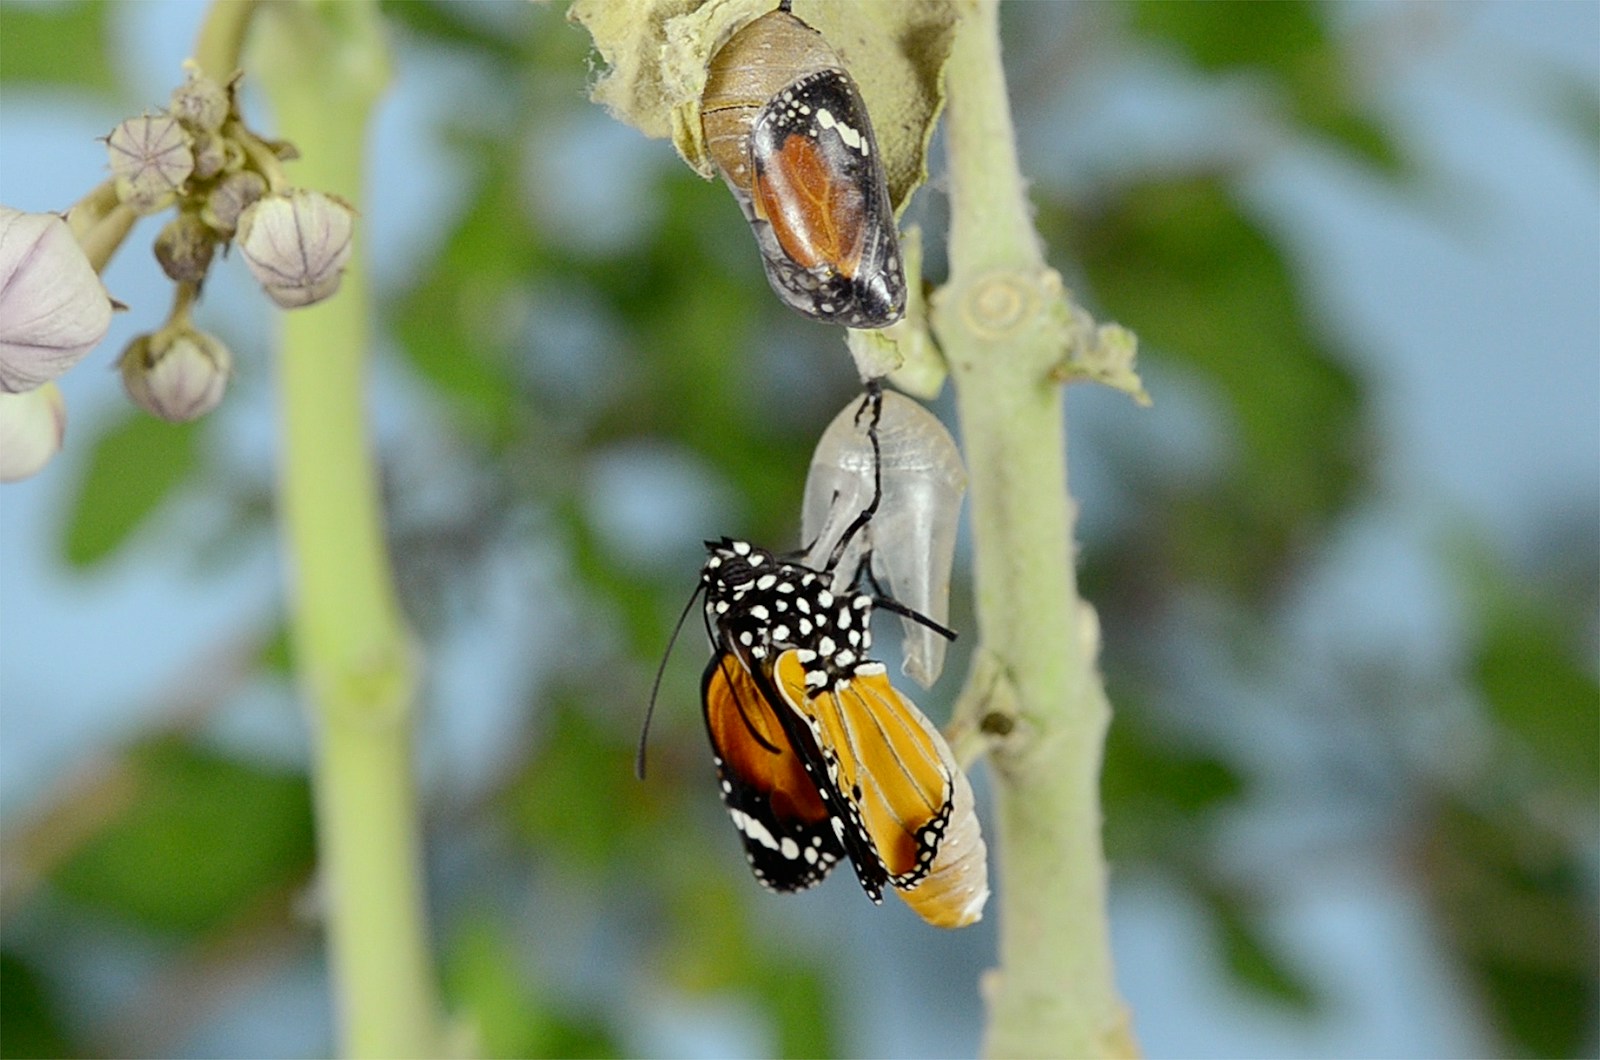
[0,61,356,482]
[103,62,354,310]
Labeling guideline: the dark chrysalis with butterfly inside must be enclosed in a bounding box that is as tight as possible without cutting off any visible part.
[701,2,906,329]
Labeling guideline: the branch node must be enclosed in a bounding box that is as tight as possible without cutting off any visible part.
[1045,293,1149,406]
[948,646,1028,770]
[962,270,1039,339]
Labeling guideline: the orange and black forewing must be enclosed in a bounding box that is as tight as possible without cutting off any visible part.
[701,650,845,892]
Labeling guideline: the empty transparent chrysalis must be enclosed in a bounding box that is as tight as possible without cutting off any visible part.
[802,390,966,687]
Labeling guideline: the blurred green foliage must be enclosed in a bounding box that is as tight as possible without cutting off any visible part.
[0,0,117,95]
[1061,176,1366,592]
[1128,0,1406,173]
[49,738,315,936]
[2,1,1595,1058]
[1423,795,1597,1059]
[61,411,201,568]
[444,910,620,1058]
[0,951,71,1060]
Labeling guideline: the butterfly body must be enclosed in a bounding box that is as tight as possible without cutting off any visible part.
[703,537,880,685]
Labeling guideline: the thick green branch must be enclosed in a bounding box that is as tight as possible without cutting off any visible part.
[931,3,1135,1057]
[248,3,443,1056]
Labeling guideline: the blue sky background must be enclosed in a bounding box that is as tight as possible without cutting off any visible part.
[1,2,1596,1056]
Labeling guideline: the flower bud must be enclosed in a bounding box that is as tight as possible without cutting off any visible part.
[0,207,114,393]
[190,131,229,181]
[202,170,267,236]
[235,190,354,309]
[154,213,216,283]
[107,113,194,215]
[0,382,66,482]
[119,327,231,422]
[169,65,231,134]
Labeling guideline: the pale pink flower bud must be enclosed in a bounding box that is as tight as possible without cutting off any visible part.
[190,131,230,181]
[120,327,231,423]
[107,113,194,215]
[235,190,354,309]
[0,207,114,393]
[154,213,216,283]
[200,170,266,236]
[0,382,67,482]
[169,67,231,134]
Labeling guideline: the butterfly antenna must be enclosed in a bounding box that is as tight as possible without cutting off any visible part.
[824,379,884,573]
[637,582,705,780]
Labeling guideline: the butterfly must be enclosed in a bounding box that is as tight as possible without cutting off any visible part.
[643,387,988,928]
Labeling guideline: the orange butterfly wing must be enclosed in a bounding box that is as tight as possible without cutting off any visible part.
[771,650,989,928]
[701,650,845,892]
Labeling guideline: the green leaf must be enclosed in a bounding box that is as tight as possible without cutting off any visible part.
[0,1,116,95]
[1421,797,1598,1058]
[50,738,315,936]
[656,870,844,1059]
[0,951,74,1060]
[61,411,201,568]
[443,910,620,1059]
[445,911,544,1059]
[1209,891,1318,1010]
[1127,0,1406,176]
[378,0,530,63]
[1474,616,1600,793]
[1101,701,1246,861]
[757,964,840,1060]
[258,623,294,676]
[506,694,665,872]
[1103,711,1244,818]
[1129,0,1322,71]
[1536,69,1600,160]
[1453,537,1600,793]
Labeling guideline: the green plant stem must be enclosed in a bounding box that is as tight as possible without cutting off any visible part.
[77,203,137,274]
[246,4,443,1056]
[931,3,1135,1057]
[193,0,261,80]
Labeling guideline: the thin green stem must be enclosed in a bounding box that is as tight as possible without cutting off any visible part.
[76,203,137,274]
[65,180,120,241]
[235,128,293,193]
[246,3,443,1056]
[931,3,1136,1057]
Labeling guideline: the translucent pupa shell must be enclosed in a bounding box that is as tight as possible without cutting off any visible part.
[802,390,965,687]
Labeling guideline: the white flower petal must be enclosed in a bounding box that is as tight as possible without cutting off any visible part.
[0,207,113,393]
[0,382,67,482]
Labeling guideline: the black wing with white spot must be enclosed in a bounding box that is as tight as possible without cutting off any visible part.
[700,651,845,893]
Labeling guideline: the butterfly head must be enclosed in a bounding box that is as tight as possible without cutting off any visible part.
[701,538,877,687]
